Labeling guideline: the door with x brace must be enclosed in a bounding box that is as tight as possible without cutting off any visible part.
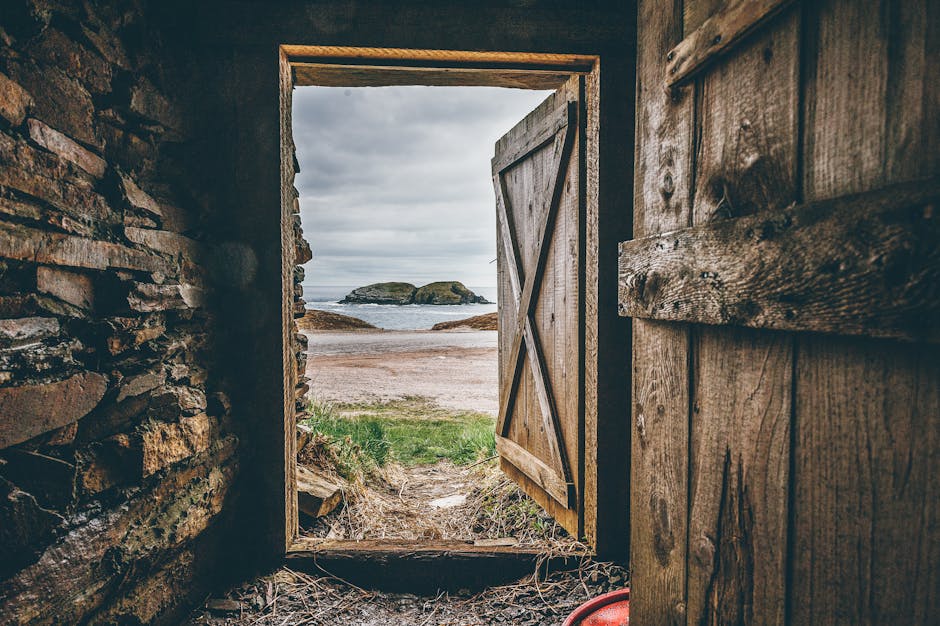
[492,76,583,537]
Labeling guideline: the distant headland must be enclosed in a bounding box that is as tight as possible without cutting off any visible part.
[341,281,492,305]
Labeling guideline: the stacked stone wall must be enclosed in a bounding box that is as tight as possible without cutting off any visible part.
[0,2,238,623]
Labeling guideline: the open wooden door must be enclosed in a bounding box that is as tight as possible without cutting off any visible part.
[492,76,583,537]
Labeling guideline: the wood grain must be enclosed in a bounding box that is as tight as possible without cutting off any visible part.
[667,0,795,86]
[630,0,694,622]
[619,179,940,342]
[496,435,573,507]
[790,0,940,622]
[683,11,799,625]
[287,537,584,592]
[492,80,582,530]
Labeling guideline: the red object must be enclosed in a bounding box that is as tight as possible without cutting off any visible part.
[563,588,630,626]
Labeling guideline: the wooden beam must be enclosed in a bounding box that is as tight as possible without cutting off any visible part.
[665,0,795,87]
[618,179,940,342]
[293,65,572,89]
[287,47,595,89]
[283,46,596,69]
[286,538,584,592]
[496,436,574,508]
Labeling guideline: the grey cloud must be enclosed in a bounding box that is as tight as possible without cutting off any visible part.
[292,85,550,287]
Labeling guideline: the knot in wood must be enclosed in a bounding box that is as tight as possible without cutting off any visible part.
[693,535,716,567]
[661,172,675,197]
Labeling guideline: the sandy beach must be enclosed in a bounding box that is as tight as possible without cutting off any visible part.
[302,329,499,414]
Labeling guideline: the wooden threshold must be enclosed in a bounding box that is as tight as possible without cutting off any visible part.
[286,538,587,593]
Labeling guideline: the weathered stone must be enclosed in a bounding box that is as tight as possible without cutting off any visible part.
[0,193,43,223]
[0,221,172,275]
[43,422,78,447]
[92,549,198,624]
[295,237,312,264]
[150,385,208,419]
[0,293,83,320]
[99,118,155,172]
[297,423,314,451]
[0,71,33,126]
[126,282,205,312]
[296,464,343,519]
[105,317,166,355]
[36,266,94,310]
[141,413,215,476]
[77,433,140,494]
[0,478,62,580]
[0,443,235,623]
[124,226,204,261]
[0,449,75,510]
[124,211,159,229]
[129,77,182,130]
[80,23,131,70]
[0,317,59,350]
[27,118,107,178]
[115,369,166,403]
[0,371,108,449]
[5,60,102,149]
[119,174,162,216]
[0,132,112,224]
[26,27,112,94]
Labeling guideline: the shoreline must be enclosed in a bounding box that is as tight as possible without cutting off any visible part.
[303,329,498,414]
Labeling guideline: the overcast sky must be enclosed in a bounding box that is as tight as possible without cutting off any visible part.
[292,85,552,288]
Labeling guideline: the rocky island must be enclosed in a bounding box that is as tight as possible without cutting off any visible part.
[341,281,491,305]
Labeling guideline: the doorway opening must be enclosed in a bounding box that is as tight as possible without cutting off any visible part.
[292,83,570,548]
[275,45,628,581]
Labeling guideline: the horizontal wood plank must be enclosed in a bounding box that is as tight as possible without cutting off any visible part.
[293,65,573,89]
[289,47,595,89]
[286,538,584,592]
[618,179,940,342]
[491,101,572,174]
[665,0,794,86]
[496,435,574,508]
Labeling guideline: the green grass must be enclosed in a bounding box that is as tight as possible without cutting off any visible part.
[302,397,496,474]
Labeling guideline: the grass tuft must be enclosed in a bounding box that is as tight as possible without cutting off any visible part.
[302,397,495,474]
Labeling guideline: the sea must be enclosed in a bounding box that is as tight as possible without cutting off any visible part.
[302,285,499,331]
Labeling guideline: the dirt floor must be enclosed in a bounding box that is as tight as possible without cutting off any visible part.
[190,329,630,625]
[186,558,629,625]
[302,330,498,414]
[301,461,575,547]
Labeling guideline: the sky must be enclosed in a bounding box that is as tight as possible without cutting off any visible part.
[292,85,552,289]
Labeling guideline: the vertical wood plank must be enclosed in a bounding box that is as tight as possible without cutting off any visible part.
[802,0,888,200]
[631,0,694,622]
[279,49,299,551]
[792,338,940,623]
[793,0,940,622]
[685,10,800,625]
[584,50,633,557]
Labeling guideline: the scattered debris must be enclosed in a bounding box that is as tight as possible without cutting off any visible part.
[187,558,629,625]
[297,464,344,519]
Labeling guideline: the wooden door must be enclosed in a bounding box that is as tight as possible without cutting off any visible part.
[492,76,583,537]
[624,0,940,623]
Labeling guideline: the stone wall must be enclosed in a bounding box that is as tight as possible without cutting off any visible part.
[0,2,240,623]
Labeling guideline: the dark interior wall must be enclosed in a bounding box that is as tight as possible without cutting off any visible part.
[0,1,634,623]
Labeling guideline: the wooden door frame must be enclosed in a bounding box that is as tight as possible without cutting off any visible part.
[277,46,632,559]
